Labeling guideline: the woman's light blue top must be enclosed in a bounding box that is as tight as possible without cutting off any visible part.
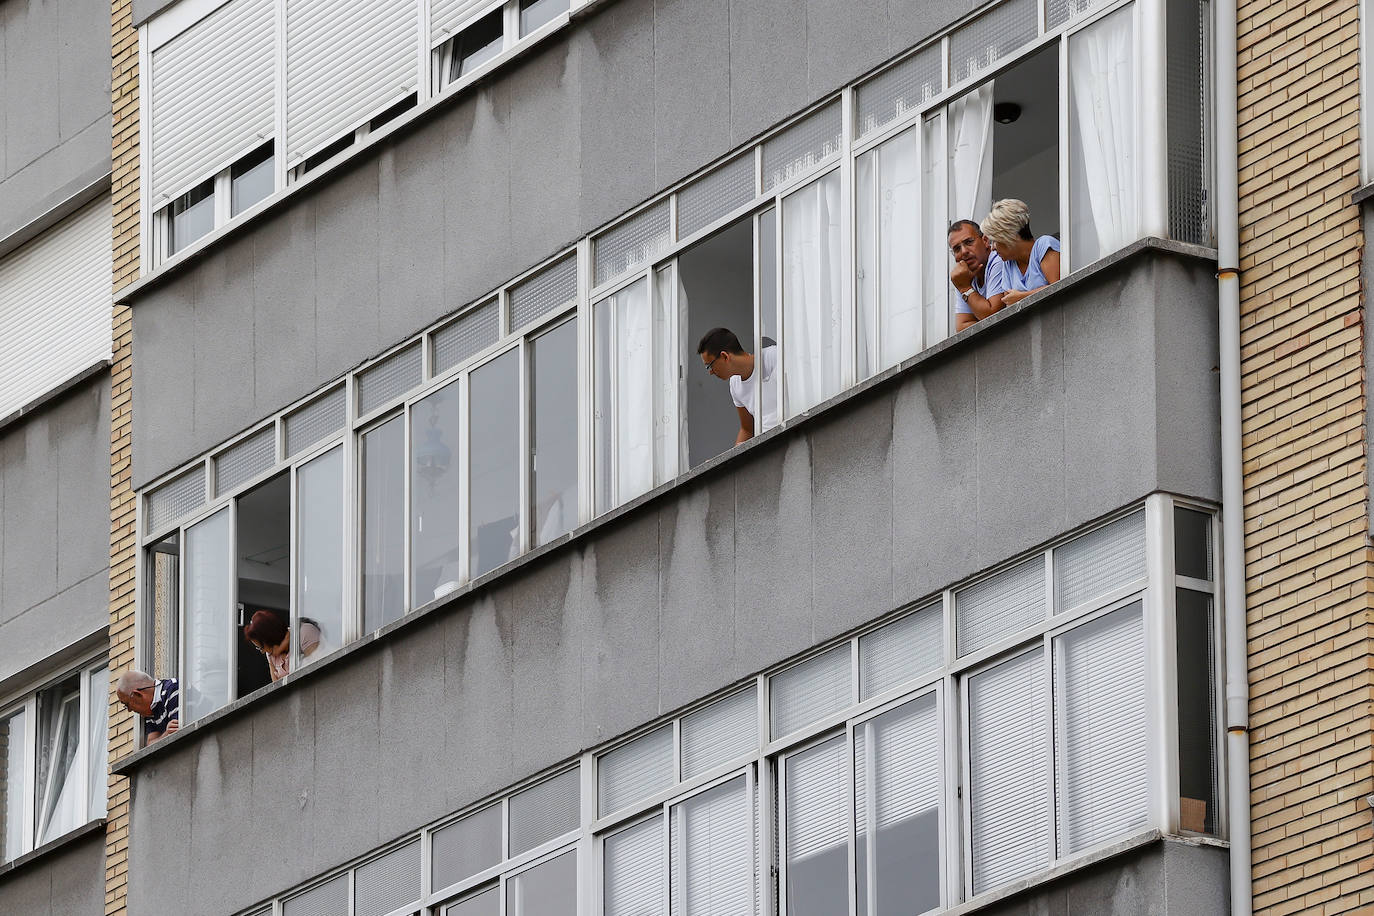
[1005,235,1061,291]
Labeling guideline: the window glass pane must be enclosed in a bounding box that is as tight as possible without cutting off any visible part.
[35,675,83,845]
[783,737,848,916]
[921,114,948,344]
[858,127,923,375]
[856,147,878,381]
[214,424,276,497]
[184,507,233,723]
[781,170,845,417]
[236,474,289,695]
[1,709,26,861]
[669,776,754,915]
[1176,589,1218,834]
[363,415,407,633]
[296,447,345,667]
[147,532,181,679]
[1053,509,1146,611]
[231,145,275,216]
[282,874,348,916]
[531,319,579,546]
[507,850,577,916]
[652,266,680,486]
[1068,5,1137,265]
[757,207,779,435]
[411,379,463,606]
[855,693,941,916]
[169,180,215,254]
[445,886,498,916]
[432,804,502,891]
[1174,507,1213,581]
[519,0,567,35]
[859,602,942,700]
[949,0,1038,84]
[594,278,653,512]
[1054,604,1149,855]
[450,9,503,82]
[967,647,1050,894]
[509,768,580,856]
[681,686,757,780]
[595,200,671,287]
[87,665,110,818]
[604,816,663,916]
[470,349,521,577]
[355,838,421,916]
[599,725,673,816]
[770,645,851,739]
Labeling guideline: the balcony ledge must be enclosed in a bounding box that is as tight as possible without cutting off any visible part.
[0,819,106,883]
[111,235,1219,777]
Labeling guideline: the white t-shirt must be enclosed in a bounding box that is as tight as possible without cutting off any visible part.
[729,345,779,431]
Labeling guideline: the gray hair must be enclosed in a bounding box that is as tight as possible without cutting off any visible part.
[980,198,1033,246]
[116,670,155,696]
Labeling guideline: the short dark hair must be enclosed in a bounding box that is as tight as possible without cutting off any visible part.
[947,219,982,237]
[697,327,746,357]
[245,609,288,647]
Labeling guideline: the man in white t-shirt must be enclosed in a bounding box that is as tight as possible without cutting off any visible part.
[697,327,779,445]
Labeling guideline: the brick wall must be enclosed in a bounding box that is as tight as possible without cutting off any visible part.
[105,0,139,907]
[1236,0,1374,910]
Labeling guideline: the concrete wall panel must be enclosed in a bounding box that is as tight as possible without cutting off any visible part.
[252,203,322,416]
[0,829,106,916]
[123,247,1223,916]
[248,686,319,895]
[727,0,810,145]
[314,164,384,376]
[378,118,450,343]
[0,376,110,683]
[652,0,732,188]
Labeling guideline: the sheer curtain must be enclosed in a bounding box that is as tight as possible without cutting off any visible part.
[653,266,680,487]
[949,83,995,227]
[87,666,109,819]
[880,129,922,368]
[921,114,950,345]
[781,170,845,416]
[37,688,82,844]
[1069,6,1136,264]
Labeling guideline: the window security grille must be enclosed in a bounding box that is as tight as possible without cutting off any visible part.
[508,768,579,856]
[769,644,852,738]
[1053,509,1146,611]
[149,0,275,202]
[357,342,424,415]
[954,556,1046,657]
[598,725,674,816]
[509,255,577,331]
[214,424,277,496]
[949,0,1039,84]
[762,100,843,192]
[146,464,206,533]
[285,386,348,457]
[433,300,500,375]
[676,154,756,241]
[355,838,422,916]
[680,686,757,780]
[855,43,943,139]
[859,602,942,700]
[431,804,502,891]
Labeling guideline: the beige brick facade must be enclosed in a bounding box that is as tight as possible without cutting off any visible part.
[1237,0,1374,910]
[105,0,139,907]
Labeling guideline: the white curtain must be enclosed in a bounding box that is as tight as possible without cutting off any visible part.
[855,150,878,380]
[1069,6,1136,265]
[879,129,922,369]
[614,278,654,505]
[37,691,82,845]
[921,114,950,345]
[184,508,232,723]
[949,83,995,230]
[653,267,680,487]
[781,170,845,416]
[87,666,110,819]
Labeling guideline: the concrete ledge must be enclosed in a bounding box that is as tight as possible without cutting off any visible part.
[112,237,1219,777]
[0,819,105,882]
[1352,180,1374,206]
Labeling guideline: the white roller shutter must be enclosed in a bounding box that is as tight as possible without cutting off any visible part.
[150,0,276,202]
[430,0,503,47]
[286,0,418,164]
[967,647,1050,894]
[1054,604,1149,855]
[855,692,940,831]
[669,776,754,916]
[0,197,112,419]
[783,737,847,864]
[598,725,674,816]
[604,816,664,916]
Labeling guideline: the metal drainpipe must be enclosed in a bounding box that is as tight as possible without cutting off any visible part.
[1214,0,1251,908]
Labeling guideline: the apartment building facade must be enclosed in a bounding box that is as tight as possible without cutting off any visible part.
[0,0,117,907]
[85,0,1373,915]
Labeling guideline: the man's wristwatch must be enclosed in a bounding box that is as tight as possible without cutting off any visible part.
[958,287,974,301]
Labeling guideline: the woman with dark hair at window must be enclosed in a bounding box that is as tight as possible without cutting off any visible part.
[244,609,322,682]
[980,198,1061,306]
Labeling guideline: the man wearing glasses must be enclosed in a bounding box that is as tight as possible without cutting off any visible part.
[697,327,778,446]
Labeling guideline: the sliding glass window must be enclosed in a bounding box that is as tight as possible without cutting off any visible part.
[780,169,845,417]
[411,379,463,605]
[469,349,521,578]
[530,319,578,546]
[363,415,406,632]
[183,508,233,724]
[296,446,346,666]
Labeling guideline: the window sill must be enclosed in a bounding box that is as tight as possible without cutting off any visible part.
[111,236,1220,777]
[0,819,106,881]
[1352,180,1374,206]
